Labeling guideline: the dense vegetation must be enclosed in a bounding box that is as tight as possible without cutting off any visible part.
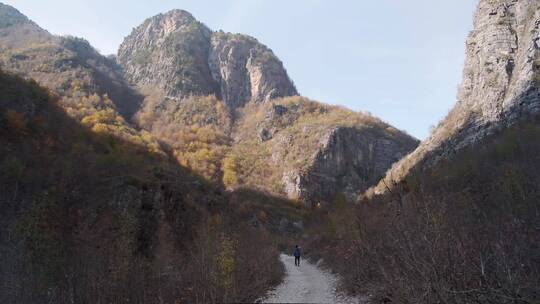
[0,69,289,303]
[136,93,232,183]
[304,118,540,303]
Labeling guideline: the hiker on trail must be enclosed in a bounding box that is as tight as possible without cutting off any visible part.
[293,245,301,267]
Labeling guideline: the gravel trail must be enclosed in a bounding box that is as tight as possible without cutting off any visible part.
[261,254,365,304]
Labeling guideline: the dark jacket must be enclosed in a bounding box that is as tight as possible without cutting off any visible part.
[293,247,301,257]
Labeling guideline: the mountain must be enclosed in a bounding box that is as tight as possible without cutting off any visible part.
[0,67,290,303]
[0,4,288,303]
[0,3,50,48]
[368,0,540,197]
[0,4,416,205]
[0,4,144,122]
[303,1,540,302]
[116,10,418,204]
[117,9,298,111]
[0,2,415,302]
[230,97,418,204]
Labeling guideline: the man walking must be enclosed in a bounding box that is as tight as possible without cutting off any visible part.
[293,245,301,267]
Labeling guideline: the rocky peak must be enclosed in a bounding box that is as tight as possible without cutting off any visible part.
[117,9,297,112]
[120,9,201,49]
[117,9,216,101]
[369,0,540,197]
[209,31,298,109]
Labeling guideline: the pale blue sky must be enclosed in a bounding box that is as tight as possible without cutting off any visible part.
[4,0,478,139]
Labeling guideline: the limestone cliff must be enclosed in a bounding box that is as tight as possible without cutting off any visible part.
[117,10,297,111]
[369,0,540,196]
[230,97,419,205]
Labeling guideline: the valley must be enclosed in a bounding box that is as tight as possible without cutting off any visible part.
[0,0,539,303]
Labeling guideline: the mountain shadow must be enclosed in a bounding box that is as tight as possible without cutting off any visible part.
[0,69,297,303]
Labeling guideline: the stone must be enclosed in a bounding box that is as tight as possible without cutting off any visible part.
[283,127,417,204]
[370,0,540,196]
[258,128,273,142]
[265,104,289,120]
[118,10,298,112]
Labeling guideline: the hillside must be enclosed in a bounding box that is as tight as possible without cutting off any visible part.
[368,0,540,197]
[0,3,417,205]
[229,97,418,204]
[303,1,540,302]
[0,3,145,132]
[0,67,291,303]
[116,9,418,202]
[6,1,536,303]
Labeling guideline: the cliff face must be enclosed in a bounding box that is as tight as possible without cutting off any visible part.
[370,0,540,196]
[117,10,218,100]
[118,10,297,111]
[283,127,416,204]
[230,97,418,205]
[209,32,298,109]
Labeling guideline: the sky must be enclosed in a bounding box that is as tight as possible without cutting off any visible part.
[4,0,478,139]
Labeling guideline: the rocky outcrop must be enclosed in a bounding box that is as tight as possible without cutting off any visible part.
[283,126,417,205]
[117,10,218,99]
[209,32,298,109]
[117,10,297,111]
[369,0,540,196]
[231,97,419,205]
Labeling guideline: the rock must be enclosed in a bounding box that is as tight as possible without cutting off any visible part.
[209,32,298,110]
[232,97,419,205]
[266,104,289,120]
[283,127,417,204]
[370,0,540,196]
[117,10,218,100]
[258,127,273,141]
[118,10,298,112]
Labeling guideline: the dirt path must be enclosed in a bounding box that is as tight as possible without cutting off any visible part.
[261,254,365,304]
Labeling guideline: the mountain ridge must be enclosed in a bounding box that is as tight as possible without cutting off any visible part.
[0,2,418,204]
[117,8,299,112]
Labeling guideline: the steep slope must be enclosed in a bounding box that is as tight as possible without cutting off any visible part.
[0,3,50,48]
[369,0,540,196]
[209,31,298,108]
[119,10,418,203]
[0,3,417,207]
[228,97,418,205]
[302,1,540,302]
[0,68,285,304]
[305,119,540,303]
[117,9,297,111]
[0,4,143,120]
[0,68,203,302]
